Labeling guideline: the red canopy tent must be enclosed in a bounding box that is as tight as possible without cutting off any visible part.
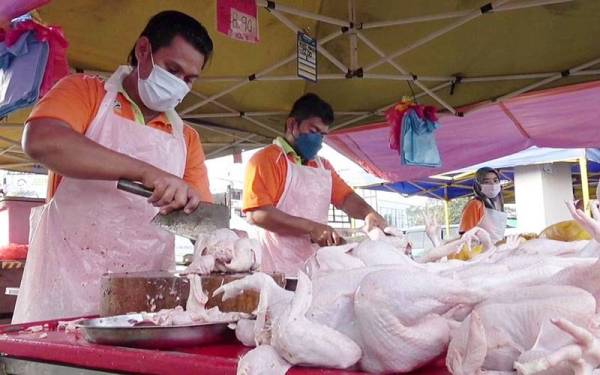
[326,81,600,182]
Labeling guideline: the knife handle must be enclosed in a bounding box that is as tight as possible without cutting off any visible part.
[117,179,153,198]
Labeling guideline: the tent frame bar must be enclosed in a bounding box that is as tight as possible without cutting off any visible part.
[183,111,371,119]
[360,0,573,29]
[348,0,358,71]
[207,133,261,158]
[256,0,350,28]
[269,9,349,73]
[356,31,458,114]
[179,28,344,115]
[364,0,513,72]
[331,81,453,131]
[196,69,600,84]
[493,57,600,103]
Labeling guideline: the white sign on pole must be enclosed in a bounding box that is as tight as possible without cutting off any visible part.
[297,32,317,82]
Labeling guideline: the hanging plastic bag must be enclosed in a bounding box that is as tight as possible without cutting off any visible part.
[386,99,413,151]
[0,30,49,117]
[400,108,442,167]
[5,19,69,97]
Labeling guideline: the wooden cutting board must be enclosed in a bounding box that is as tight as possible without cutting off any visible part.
[100,271,285,317]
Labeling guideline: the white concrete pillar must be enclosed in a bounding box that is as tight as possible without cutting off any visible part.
[514,162,574,234]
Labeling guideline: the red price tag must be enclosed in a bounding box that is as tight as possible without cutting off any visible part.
[217,0,259,43]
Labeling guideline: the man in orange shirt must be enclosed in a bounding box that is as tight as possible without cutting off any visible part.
[14,11,213,323]
[243,93,387,275]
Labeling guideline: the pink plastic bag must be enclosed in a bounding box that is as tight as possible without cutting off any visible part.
[5,19,69,97]
[0,0,51,26]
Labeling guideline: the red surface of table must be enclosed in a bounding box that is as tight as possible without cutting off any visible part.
[0,317,450,374]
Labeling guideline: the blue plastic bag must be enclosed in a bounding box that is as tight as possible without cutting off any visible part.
[400,108,441,167]
[0,31,49,117]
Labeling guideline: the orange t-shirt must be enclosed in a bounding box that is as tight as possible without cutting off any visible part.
[242,143,354,212]
[459,199,485,234]
[27,74,212,202]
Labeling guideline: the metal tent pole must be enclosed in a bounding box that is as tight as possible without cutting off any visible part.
[179,29,344,115]
[256,0,350,27]
[361,0,572,29]
[493,57,600,102]
[269,9,349,73]
[356,31,458,114]
[364,0,513,72]
[579,157,591,215]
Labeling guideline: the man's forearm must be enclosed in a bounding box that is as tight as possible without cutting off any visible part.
[23,119,155,182]
[340,192,375,220]
[246,206,315,236]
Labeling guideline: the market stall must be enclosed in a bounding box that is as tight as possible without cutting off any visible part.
[0,317,449,374]
[1,0,600,168]
[2,1,600,374]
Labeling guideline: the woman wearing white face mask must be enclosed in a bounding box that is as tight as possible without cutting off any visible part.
[459,167,507,243]
[13,11,213,323]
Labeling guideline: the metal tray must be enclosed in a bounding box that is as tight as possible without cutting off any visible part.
[77,313,232,349]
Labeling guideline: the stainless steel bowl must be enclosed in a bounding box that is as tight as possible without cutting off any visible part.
[77,314,232,349]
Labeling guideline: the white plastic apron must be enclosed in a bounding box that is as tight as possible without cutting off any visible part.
[13,66,187,323]
[479,207,508,243]
[256,149,332,276]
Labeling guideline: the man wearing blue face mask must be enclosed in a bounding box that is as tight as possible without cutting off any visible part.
[243,94,387,276]
[13,11,213,323]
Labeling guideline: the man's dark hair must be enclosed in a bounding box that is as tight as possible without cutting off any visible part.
[128,10,213,68]
[288,93,334,127]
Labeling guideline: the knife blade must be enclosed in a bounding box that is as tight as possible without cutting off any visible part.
[117,179,230,241]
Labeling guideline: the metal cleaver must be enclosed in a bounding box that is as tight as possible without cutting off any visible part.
[117,179,230,241]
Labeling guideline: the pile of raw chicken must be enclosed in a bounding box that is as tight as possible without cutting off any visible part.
[211,201,600,375]
[139,229,262,326]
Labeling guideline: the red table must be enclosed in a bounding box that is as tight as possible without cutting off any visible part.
[0,317,450,374]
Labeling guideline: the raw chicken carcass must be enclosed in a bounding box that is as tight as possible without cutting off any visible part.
[219,272,362,369]
[270,272,362,369]
[515,318,600,375]
[215,272,294,346]
[567,200,600,243]
[225,238,261,273]
[366,227,410,253]
[447,285,597,374]
[307,267,383,345]
[548,258,600,306]
[352,238,414,267]
[235,318,259,347]
[237,345,292,375]
[415,226,494,263]
[187,229,261,274]
[353,269,483,373]
[314,243,365,272]
[140,274,241,326]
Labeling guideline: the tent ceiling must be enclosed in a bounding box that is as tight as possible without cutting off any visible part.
[1,0,600,172]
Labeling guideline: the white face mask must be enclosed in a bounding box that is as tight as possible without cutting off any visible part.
[137,53,190,112]
[481,183,501,199]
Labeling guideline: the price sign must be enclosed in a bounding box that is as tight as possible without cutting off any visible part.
[297,32,317,82]
[217,0,259,43]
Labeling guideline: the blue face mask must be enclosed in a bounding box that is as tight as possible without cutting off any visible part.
[294,132,323,161]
